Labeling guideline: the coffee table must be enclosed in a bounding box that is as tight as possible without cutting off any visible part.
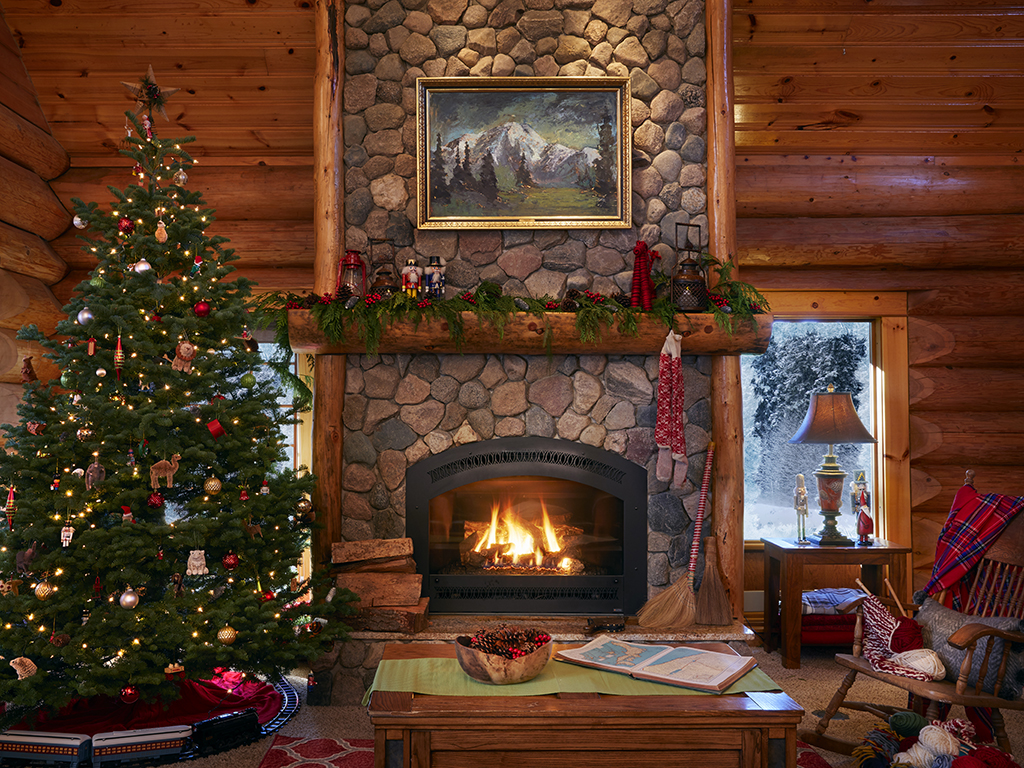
[367,642,803,768]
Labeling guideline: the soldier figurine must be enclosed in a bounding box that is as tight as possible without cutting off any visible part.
[851,470,873,545]
[794,473,810,544]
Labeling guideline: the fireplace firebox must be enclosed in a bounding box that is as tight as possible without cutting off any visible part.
[407,437,647,615]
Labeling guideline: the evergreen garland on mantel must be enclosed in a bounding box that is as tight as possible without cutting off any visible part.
[253,259,769,361]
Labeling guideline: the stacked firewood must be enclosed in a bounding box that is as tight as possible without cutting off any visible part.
[332,537,428,633]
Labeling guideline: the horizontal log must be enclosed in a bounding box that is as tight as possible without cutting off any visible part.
[51,270,88,307]
[0,45,50,132]
[734,43,1024,76]
[908,316,1024,367]
[0,219,68,284]
[911,465,1024,516]
[737,166,1023,218]
[335,572,422,608]
[734,12,1024,45]
[0,155,71,241]
[332,537,413,565]
[735,74,1024,106]
[0,101,69,180]
[910,413,1024,463]
[909,367,1024,413]
[737,104,1024,133]
[763,290,905,317]
[232,267,315,295]
[0,269,64,335]
[0,331,58,385]
[348,597,430,634]
[51,165,314,222]
[911,513,945,578]
[287,310,775,356]
[736,129,1024,155]
[334,556,416,574]
[53,220,314,270]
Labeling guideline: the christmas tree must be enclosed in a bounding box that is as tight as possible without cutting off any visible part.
[0,70,354,715]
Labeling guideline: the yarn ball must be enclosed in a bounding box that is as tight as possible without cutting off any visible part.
[891,648,946,680]
[895,743,938,768]
[970,747,1021,768]
[933,757,955,768]
[901,736,921,752]
[890,615,925,653]
[918,725,960,757]
[890,710,929,738]
[951,758,988,768]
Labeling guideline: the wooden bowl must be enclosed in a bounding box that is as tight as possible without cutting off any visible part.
[454,635,553,685]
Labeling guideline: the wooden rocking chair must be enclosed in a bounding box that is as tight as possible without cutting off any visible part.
[799,473,1024,755]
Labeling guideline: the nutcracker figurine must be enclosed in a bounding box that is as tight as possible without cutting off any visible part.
[401,258,423,297]
[851,470,873,545]
[425,255,446,299]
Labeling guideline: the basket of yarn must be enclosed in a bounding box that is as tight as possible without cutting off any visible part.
[455,624,553,685]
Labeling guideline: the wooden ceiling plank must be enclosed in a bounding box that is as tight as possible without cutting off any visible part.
[735,74,1024,106]
[10,47,316,74]
[7,17,315,48]
[736,104,1024,131]
[735,129,1024,154]
[733,45,1024,75]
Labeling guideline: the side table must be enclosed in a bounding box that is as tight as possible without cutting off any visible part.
[761,538,911,669]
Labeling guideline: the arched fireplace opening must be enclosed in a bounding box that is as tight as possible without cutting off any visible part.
[407,436,648,615]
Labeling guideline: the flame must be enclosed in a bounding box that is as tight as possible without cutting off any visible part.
[473,497,564,568]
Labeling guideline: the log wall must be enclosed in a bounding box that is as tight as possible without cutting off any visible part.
[733,0,1024,591]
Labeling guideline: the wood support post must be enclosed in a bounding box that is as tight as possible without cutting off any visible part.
[311,0,346,568]
[707,0,744,621]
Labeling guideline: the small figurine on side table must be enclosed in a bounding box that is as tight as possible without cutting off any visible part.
[851,470,873,545]
[794,473,810,544]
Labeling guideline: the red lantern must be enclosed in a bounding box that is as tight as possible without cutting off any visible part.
[120,684,140,704]
[193,300,211,317]
[337,250,367,297]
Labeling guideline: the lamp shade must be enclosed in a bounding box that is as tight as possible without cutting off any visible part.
[789,387,876,446]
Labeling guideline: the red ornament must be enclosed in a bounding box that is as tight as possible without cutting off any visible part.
[87,337,97,356]
[120,684,140,704]
[118,217,135,236]
[260,590,275,603]
[207,419,225,440]
[222,551,239,571]
[147,492,164,508]
[193,300,211,317]
[93,576,103,598]
[239,488,249,501]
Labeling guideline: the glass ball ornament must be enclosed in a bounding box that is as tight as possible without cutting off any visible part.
[147,492,164,508]
[193,300,211,317]
[60,370,75,388]
[222,551,239,571]
[173,168,188,186]
[76,427,93,441]
[96,367,107,378]
[35,580,55,600]
[73,214,87,229]
[217,626,237,645]
[119,587,139,609]
[89,274,104,288]
[133,259,152,273]
[120,684,140,704]
[77,308,94,325]
[260,590,275,603]
[204,476,222,495]
[240,372,257,388]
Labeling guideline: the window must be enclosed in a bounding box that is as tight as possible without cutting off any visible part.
[740,291,911,546]
[742,321,874,541]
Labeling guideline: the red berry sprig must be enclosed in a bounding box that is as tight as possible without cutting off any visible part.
[417,298,431,309]
[460,291,477,304]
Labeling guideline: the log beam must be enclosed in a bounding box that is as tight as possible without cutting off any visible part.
[0,155,70,241]
[310,0,346,569]
[0,100,70,181]
[0,219,67,284]
[0,269,64,335]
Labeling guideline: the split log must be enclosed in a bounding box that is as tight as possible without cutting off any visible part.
[0,220,68,285]
[332,537,413,565]
[0,101,70,180]
[348,598,430,634]
[333,556,416,574]
[0,155,70,241]
[0,269,64,335]
[335,572,422,608]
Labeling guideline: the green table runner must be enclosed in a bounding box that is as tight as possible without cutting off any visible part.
[363,657,780,706]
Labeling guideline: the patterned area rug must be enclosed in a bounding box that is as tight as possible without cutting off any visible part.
[258,735,374,768]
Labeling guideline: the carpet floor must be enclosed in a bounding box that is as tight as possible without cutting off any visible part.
[187,644,1022,767]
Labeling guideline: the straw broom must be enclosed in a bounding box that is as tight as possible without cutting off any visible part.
[637,443,715,629]
[695,536,731,625]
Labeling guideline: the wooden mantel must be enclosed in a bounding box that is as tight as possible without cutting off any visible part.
[287,309,773,356]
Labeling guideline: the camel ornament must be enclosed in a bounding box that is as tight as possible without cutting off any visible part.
[150,454,181,489]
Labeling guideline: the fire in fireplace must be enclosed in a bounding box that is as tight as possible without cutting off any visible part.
[407,437,647,615]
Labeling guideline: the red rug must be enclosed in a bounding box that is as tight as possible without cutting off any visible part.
[258,735,374,768]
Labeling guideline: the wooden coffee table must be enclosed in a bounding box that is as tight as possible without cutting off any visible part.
[367,642,803,768]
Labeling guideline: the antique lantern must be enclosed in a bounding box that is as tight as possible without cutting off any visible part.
[337,250,367,298]
[671,222,708,312]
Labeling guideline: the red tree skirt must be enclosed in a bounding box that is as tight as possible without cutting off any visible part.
[21,671,283,736]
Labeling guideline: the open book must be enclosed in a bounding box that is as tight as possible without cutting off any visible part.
[554,634,757,693]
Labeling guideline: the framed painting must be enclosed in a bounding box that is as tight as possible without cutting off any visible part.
[416,77,632,230]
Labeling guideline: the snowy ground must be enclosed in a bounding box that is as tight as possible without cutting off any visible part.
[744,500,859,542]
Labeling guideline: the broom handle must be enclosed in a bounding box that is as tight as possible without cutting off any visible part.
[688,443,716,574]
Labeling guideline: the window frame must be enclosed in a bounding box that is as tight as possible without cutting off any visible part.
[743,291,910,547]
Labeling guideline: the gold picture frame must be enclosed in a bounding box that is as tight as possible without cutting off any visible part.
[416,77,632,230]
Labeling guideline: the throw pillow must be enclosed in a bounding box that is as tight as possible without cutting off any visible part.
[913,592,1024,700]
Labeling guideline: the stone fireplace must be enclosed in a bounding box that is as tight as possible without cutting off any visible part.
[406,435,648,614]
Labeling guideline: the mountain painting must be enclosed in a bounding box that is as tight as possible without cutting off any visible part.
[416,78,631,229]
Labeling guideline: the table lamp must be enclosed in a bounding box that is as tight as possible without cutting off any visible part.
[788,384,876,546]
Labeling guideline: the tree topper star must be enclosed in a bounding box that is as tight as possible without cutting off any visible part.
[121,65,180,121]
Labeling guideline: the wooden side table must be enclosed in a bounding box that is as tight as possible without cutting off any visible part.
[761,538,911,669]
[368,642,804,768]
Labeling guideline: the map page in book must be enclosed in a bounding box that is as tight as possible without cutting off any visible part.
[554,634,757,693]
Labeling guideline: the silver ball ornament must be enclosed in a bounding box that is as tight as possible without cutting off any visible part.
[119,587,139,609]
[133,259,152,273]
[77,308,94,325]
[96,367,107,378]
[73,215,87,229]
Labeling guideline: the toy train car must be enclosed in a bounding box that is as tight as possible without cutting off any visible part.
[0,725,190,767]
[192,708,261,756]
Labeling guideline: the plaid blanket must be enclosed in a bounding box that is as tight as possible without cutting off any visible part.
[922,483,1024,611]
[801,588,864,615]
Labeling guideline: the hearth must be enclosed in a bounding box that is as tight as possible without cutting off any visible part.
[407,437,647,615]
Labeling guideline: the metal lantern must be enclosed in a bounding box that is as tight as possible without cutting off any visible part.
[337,249,367,298]
[369,264,401,299]
[671,222,709,313]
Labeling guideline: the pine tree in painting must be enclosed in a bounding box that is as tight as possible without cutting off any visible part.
[0,71,355,714]
[430,133,451,205]
[478,151,499,202]
[592,109,616,204]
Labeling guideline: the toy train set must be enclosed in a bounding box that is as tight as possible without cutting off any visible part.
[0,678,298,767]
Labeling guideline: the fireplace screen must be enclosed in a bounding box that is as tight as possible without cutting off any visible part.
[407,437,647,615]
